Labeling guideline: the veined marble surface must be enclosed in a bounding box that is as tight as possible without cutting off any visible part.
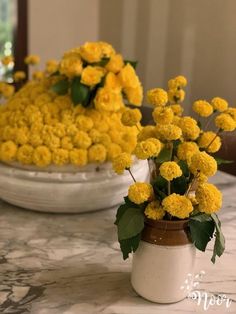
[0,171,235,314]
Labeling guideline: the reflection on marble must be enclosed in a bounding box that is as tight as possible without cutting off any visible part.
[0,171,235,314]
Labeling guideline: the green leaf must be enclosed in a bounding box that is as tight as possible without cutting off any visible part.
[120,233,141,260]
[117,207,144,241]
[92,58,110,67]
[114,203,130,225]
[211,213,225,263]
[50,70,60,77]
[197,120,202,128]
[155,147,172,163]
[189,214,215,251]
[51,79,69,95]
[124,60,138,69]
[71,77,90,106]
[178,160,189,177]
[213,156,234,166]
[152,175,168,200]
[171,175,188,195]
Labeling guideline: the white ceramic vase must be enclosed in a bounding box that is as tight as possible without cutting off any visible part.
[131,219,196,303]
[0,159,149,213]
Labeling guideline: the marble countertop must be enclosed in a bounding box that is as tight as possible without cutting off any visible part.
[0,171,235,314]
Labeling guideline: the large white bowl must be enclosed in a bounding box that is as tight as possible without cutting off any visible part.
[0,160,149,213]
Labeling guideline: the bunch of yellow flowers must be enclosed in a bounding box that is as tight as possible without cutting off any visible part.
[0,41,144,167]
[114,75,235,262]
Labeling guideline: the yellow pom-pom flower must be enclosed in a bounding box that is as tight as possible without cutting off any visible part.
[32,146,52,167]
[198,131,221,153]
[81,66,105,86]
[168,76,187,89]
[94,87,123,112]
[128,182,153,204]
[168,88,185,103]
[144,201,165,220]
[105,54,124,73]
[118,63,140,88]
[1,55,14,66]
[170,104,183,116]
[137,126,156,142]
[88,144,107,163]
[159,161,182,181]
[59,55,83,77]
[178,116,200,140]
[24,55,40,65]
[52,148,69,166]
[152,107,174,125]
[215,113,236,131]
[177,141,199,162]
[79,42,103,63]
[156,124,182,141]
[73,131,92,149]
[189,151,217,177]
[196,183,222,214]
[75,115,94,132]
[13,71,26,82]
[46,59,59,74]
[112,152,132,174]
[69,148,88,166]
[226,107,236,121]
[134,139,158,159]
[16,144,34,164]
[0,141,18,162]
[162,193,193,219]
[121,108,142,126]
[147,88,168,106]
[192,100,213,117]
[107,143,122,161]
[211,97,228,112]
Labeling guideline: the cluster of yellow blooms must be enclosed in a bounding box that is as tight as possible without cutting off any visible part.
[113,75,236,220]
[0,42,144,167]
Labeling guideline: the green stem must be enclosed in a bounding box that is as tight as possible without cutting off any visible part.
[168,180,171,195]
[205,128,222,151]
[127,168,136,183]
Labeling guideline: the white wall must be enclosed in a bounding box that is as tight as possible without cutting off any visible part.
[29,0,236,112]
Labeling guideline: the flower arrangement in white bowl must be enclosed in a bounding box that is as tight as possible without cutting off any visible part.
[0,41,149,213]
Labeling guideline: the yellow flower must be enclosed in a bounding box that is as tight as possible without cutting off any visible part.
[1,84,15,98]
[198,131,221,153]
[178,116,200,140]
[15,127,29,145]
[121,108,142,126]
[1,55,14,66]
[215,113,236,131]
[29,133,43,147]
[98,41,115,58]
[52,148,69,166]
[168,88,185,103]
[188,194,198,206]
[73,131,92,149]
[17,144,34,164]
[124,83,143,106]
[94,87,123,112]
[69,148,88,166]
[192,100,213,117]
[211,97,228,112]
[59,55,83,77]
[13,71,26,82]
[75,115,94,131]
[144,201,165,220]
[0,141,17,162]
[156,124,182,141]
[32,146,52,167]
[105,54,124,73]
[79,42,103,63]
[160,161,182,181]
[32,71,44,81]
[162,193,193,219]
[104,72,122,91]
[189,151,217,177]
[137,126,156,142]
[81,66,105,86]
[177,141,199,162]
[152,107,174,125]
[147,88,168,106]
[128,182,153,204]
[196,183,222,214]
[46,59,59,74]
[226,107,236,121]
[118,63,140,88]
[170,104,183,116]
[24,55,40,65]
[112,152,132,174]
[107,143,122,161]
[134,139,157,159]
[88,144,107,163]
[168,76,187,89]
